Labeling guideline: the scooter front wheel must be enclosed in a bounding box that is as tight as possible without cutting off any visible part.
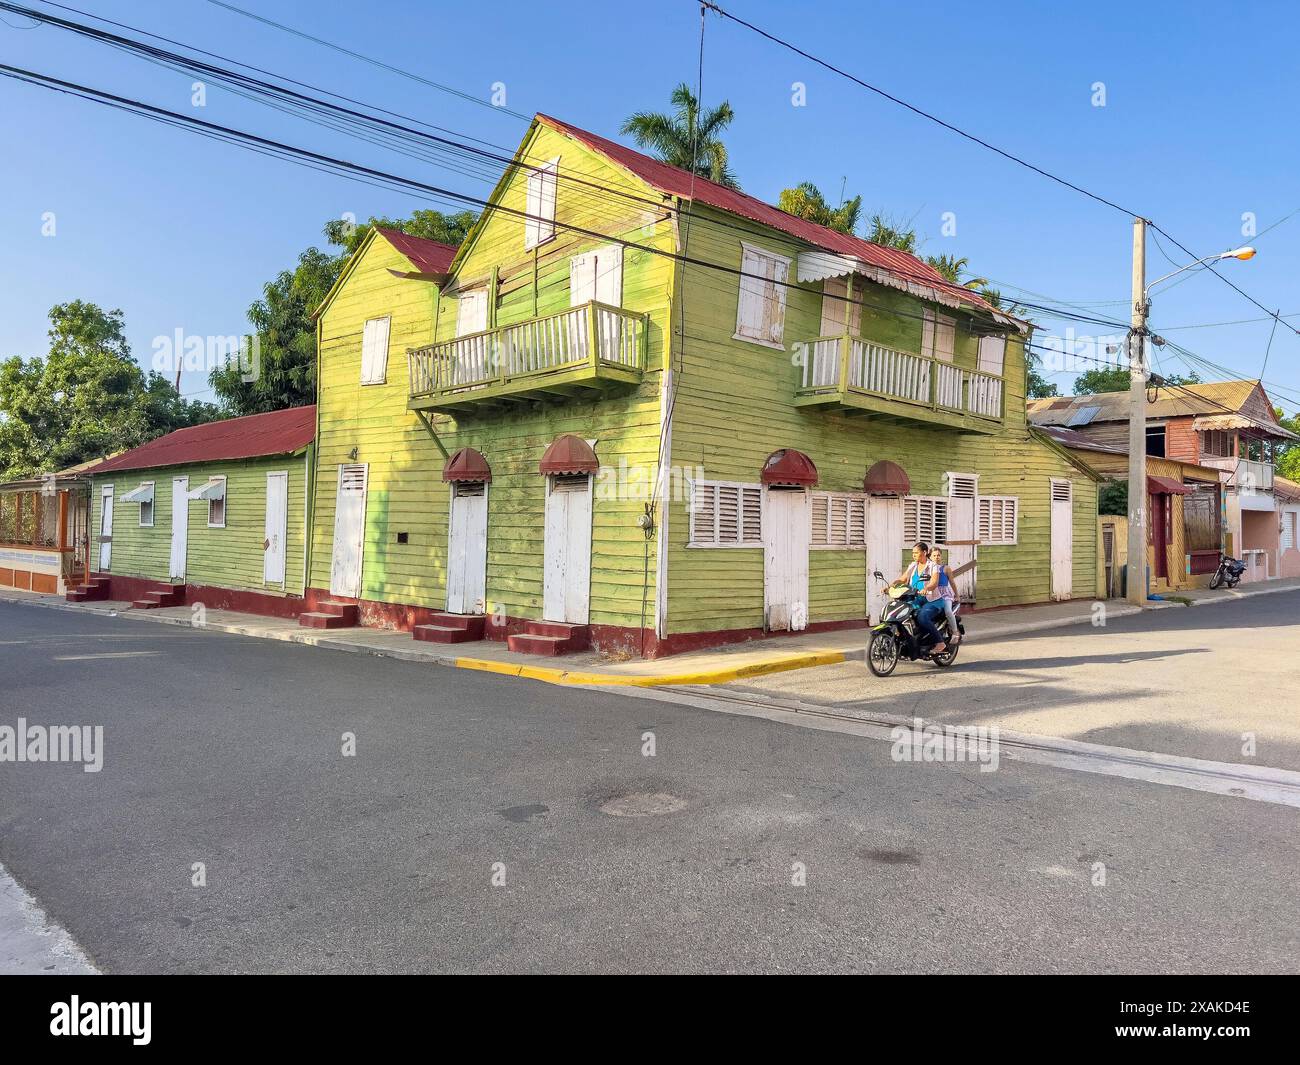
[867,631,900,677]
[1209,569,1224,589]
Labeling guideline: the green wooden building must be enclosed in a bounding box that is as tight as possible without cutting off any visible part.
[76,407,315,614]
[308,115,1098,657]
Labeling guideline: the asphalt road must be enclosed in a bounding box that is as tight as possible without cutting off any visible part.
[0,599,1296,974]
[727,590,1300,771]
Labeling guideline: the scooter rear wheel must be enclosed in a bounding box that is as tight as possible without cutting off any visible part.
[867,631,900,677]
[931,643,959,668]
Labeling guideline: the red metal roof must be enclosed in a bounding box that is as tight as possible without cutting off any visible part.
[83,406,316,476]
[443,447,492,483]
[536,114,1000,318]
[539,435,599,475]
[374,227,458,275]
[761,449,818,487]
[864,459,911,496]
[1147,474,1190,495]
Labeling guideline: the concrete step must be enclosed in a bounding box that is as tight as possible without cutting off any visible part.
[313,600,359,625]
[507,633,586,656]
[298,611,355,630]
[144,590,183,608]
[131,599,160,610]
[520,620,590,646]
[425,612,486,637]
[412,624,479,644]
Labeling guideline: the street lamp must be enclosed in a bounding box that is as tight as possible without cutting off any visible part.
[1125,224,1255,607]
[1145,246,1257,296]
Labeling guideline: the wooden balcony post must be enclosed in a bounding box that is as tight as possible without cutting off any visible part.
[57,488,69,551]
[587,301,601,371]
[837,334,851,396]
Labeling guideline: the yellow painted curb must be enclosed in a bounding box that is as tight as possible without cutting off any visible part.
[453,649,847,687]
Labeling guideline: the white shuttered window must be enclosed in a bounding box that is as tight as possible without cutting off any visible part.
[524,157,559,249]
[570,245,623,307]
[360,316,391,384]
[977,335,1007,376]
[810,492,867,548]
[689,480,763,546]
[455,289,488,337]
[734,243,791,346]
[902,496,949,545]
[977,496,1019,545]
[922,309,956,362]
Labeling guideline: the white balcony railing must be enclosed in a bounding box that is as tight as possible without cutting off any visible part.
[409,301,645,398]
[799,336,1003,421]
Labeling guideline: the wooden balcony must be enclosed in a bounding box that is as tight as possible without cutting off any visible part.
[794,335,1005,433]
[408,301,647,414]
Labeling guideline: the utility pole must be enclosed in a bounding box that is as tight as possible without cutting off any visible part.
[1126,218,1148,606]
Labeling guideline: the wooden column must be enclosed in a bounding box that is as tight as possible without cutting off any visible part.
[57,488,69,550]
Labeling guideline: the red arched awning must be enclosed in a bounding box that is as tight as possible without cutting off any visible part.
[539,435,599,475]
[864,460,910,496]
[761,449,818,487]
[443,447,492,483]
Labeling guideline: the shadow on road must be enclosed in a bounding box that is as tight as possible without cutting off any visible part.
[954,646,1211,674]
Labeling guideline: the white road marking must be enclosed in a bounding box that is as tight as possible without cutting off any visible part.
[615,685,1300,809]
[52,652,162,661]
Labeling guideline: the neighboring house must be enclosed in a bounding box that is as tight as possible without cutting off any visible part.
[308,113,1098,658]
[1037,425,1223,595]
[1277,476,1300,579]
[0,460,94,594]
[73,407,315,613]
[1030,380,1298,584]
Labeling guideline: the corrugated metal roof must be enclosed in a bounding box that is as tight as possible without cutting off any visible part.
[535,114,1010,324]
[1028,379,1284,428]
[1035,425,1127,455]
[82,406,316,476]
[373,227,457,275]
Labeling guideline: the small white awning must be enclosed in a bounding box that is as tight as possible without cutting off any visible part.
[187,477,226,501]
[119,482,154,504]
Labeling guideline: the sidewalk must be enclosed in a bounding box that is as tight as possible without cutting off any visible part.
[3,577,1296,687]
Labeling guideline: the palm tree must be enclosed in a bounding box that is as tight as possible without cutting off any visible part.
[865,213,919,255]
[777,182,862,235]
[621,83,740,189]
[926,253,988,291]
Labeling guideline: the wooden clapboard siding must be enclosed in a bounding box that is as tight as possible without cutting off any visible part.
[312,124,674,627]
[808,550,867,621]
[663,204,1097,632]
[89,453,309,594]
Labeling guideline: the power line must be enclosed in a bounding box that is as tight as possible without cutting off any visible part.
[203,0,533,121]
[701,0,1300,343]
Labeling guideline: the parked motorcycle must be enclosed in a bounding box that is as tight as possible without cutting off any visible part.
[866,571,964,677]
[1208,553,1246,590]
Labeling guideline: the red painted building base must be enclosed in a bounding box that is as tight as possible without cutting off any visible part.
[89,573,307,619]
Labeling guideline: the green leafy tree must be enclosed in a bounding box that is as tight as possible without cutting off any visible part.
[1274,408,1300,481]
[778,182,861,234]
[621,83,739,189]
[1099,480,1128,516]
[210,210,477,415]
[926,253,988,291]
[0,302,216,478]
[865,213,919,254]
[1073,367,1200,395]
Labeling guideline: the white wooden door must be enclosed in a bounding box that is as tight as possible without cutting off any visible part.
[99,486,113,570]
[543,474,592,624]
[866,496,903,623]
[446,481,488,614]
[330,464,368,598]
[264,471,288,585]
[169,477,188,581]
[1050,479,1073,601]
[944,473,978,602]
[764,488,810,632]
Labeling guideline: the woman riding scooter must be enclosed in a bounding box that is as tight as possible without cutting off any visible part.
[893,541,947,654]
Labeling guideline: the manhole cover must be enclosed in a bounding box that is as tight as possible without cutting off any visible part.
[599,791,688,817]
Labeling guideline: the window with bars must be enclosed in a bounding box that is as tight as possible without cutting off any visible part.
[976,496,1019,545]
[902,496,949,545]
[810,493,867,548]
[689,480,763,546]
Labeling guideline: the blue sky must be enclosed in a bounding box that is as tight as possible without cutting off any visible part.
[2,0,1298,414]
